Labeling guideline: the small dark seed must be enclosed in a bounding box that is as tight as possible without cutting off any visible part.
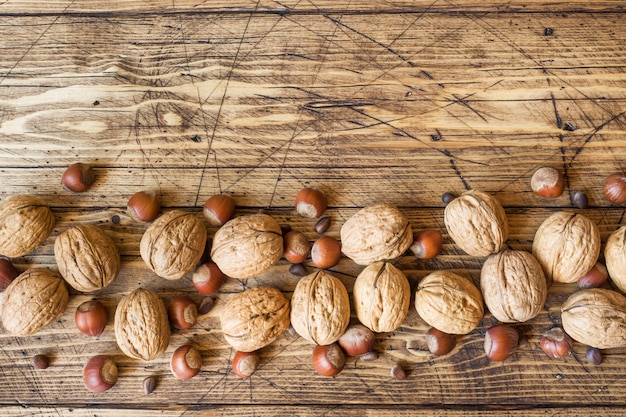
[289,263,308,277]
[142,376,157,394]
[31,354,49,369]
[544,27,553,36]
[586,346,603,366]
[563,122,578,131]
[198,296,216,315]
[111,215,121,224]
[390,364,407,380]
[441,192,457,206]
[314,216,331,234]
[572,190,588,209]
[280,224,292,236]
[359,351,379,361]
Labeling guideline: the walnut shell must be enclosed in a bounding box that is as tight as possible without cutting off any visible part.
[480,250,547,323]
[1,268,68,336]
[561,288,626,349]
[532,211,600,283]
[211,213,283,279]
[291,270,350,345]
[220,286,290,352]
[140,210,207,280]
[444,190,509,257]
[114,288,170,360]
[604,226,626,293]
[0,195,55,258]
[54,224,120,293]
[353,261,410,332]
[415,270,484,335]
[340,203,412,265]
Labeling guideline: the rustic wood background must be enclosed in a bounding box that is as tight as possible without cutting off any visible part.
[1,1,625,416]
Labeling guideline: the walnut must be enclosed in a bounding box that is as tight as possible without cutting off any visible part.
[444,190,508,257]
[211,213,283,279]
[54,224,120,293]
[532,211,600,283]
[604,226,626,293]
[220,286,290,352]
[480,250,547,323]
[1,268,68,336]
[140,210,207,280]
[340,203,412,265]
[0,195,55,258]
[291,270,350,345]
[114,288,170,360]
[415,270,484,335]
[353,261,410,332]
[561,288,626,349]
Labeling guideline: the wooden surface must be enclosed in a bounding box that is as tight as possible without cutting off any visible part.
[1,1,626,416]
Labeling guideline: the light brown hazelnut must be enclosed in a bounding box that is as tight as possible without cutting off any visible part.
[410,229,443,260]
[310,236,341,269]
[168,296,198,330]
[232,351,260,379]
[203,194,236,227]
[192,262,225,296]
[484,324,519,361]
[603,173,626,205]
[0,195,55,258]
[170,345,202,380]
[283,230,310,264]
[295,187,327,218]
[83,355,117,393]
[62,163,95,193]
[531,166,564,198]
[312,343,345,377]
[0,258,18,291]
[75,300,107,337]
[127,191,161,222]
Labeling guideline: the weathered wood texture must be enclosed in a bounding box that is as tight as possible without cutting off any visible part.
[1,1,626,416]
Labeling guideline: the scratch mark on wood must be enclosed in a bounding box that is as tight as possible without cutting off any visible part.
[551,93,563,129]
[445,149,471,190]
[569,109,626,165]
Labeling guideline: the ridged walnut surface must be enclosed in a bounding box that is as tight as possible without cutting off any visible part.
[0,268,68,336]
[290,270,350,345]
[0,195,55,258]
[220,286,291,352]
[604,226,626,293]
[54,224,121,293]
[353,261,410,333]
[114,288,170,361]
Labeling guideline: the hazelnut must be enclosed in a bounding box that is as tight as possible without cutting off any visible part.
[203,194,236,227]
[539,327,572,359]
[142,376,157,394]
[61,162,95,193]
[31,354,50,370]
[0,258,18,291]
[232,350,260,379]
[168,296,198,330]
[390,364,407,380]
[571,190,589,209]
[338,324,375,357]
[127,191,161,222]
[312,343,345,377]
[410,229,443,260]
[578,262,608,289]
[170,345,202,380]
[425,327,456,356]
[289,263,308,277]
[484,324,519,361]
[314,216,331,234]
[75,300,107,337]
[586,347,603,366]
[192,262,225,296]
[603,173,626,204]
[530,166,564,198]
[295,187,327,218]
[83,355,118,393]
[441,192,457,206]
[310,236,341,269]
[283,231,311,264]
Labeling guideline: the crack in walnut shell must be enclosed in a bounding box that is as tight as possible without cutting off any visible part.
[211,214,283,279]
[561,288,626,349]
[55,224,120,293]
[140,210,207,280]
[220,286,290,352]
[0,195,55,258]
[444,190,509,257]
[532,211,600,283]
[290,270,350,345]
[340,203,413,266]
[353,261,410,333]
[114,288,170,361]
[1,268,68,336]
[415,270,484,335]
[480,250,547,323]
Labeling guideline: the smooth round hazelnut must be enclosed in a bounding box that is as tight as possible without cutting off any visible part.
[531,166,564,198]
[83,355,118,393]
[168,296,198,330]
[283,231,311,264]
[75,300,107,337]
[338,324,375,357]
[312,343,345,377]
[203,194,236,227]
[295,187,327,218]
[192,262,225,296]
[484,324,519,361]
[410,229,443,260]
[0,258,18,291]
[61,163,95,193]
[425,327,456,356]
[310,236,341,269]
[578,262,608,289]
[232,350,260,379]
[603,173,626,205]
[170,345,202,380]
[539,327,572,359]
[127,191,161,222]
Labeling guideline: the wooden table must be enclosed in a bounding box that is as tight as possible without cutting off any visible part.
[1,1,625,415]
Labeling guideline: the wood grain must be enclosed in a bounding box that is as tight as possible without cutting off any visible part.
[1,1,626,415]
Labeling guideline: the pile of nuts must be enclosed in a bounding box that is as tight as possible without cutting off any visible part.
[2,162,626,393]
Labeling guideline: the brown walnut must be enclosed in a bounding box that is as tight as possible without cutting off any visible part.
[220,286,290,352]
[114,288,170,360]
[444,190,509,257]
[604,226,626,293]
[1,268,68,336]
[415,270,484,335]
[140,210,207,280]
[0,195,55,258]
[532,211,600,283]
[480,250,547,323]
[211,213,283,279]
[353,261,410,332]
[54,224,120,293]
[561,288,626,349]
[291,270,350,345]
[340,203,412,265]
